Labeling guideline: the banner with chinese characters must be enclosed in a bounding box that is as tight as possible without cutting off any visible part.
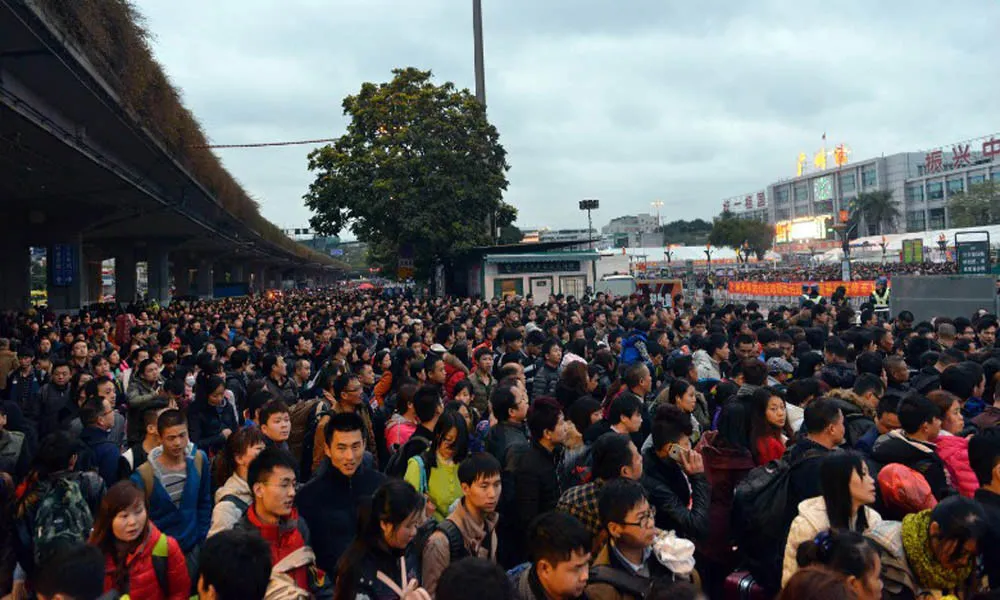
[727,280,879,298]
[722,190,767,214]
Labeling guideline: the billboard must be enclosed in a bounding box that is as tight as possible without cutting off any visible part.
[775,215,831,243]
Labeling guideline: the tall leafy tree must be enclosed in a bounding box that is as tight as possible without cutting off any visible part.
[304,68,514,277]
[709,212,775,259]
[855,191,900,236]
[947,181,1000,228]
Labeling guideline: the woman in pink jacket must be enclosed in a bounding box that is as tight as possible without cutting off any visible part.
[928,390,977,497]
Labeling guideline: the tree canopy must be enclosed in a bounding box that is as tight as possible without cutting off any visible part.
[304,68,514,277]
[947,181,1000,228]
[709,212,775,259]
[657,218,713,245]
[855,191,900,236]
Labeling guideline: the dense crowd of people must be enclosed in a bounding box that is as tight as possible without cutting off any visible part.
[689,261,958,288]
[1,284,1000,599]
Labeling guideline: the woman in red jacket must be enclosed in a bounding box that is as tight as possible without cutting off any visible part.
[749,387,792,465]
[928,390,978,497]
[89,480,190,600]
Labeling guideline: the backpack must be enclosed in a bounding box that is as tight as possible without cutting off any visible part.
[15,477,94,571]
[149,530,174,596]
[415,519,492,564]
[292,400,332,480]
[287,398,324,461]
[219,493,250,515]
[384,434,432,478]
[136,451,204,503]
[619,333,645,368]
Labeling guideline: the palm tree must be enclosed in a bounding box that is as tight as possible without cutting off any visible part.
[854,191,900,236]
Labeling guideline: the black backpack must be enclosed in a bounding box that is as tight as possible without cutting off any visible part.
[298,403,333,481]
[559,445,594,489]
[384,435,432,478]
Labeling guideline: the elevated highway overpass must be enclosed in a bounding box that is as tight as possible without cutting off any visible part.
[0,0,341,309]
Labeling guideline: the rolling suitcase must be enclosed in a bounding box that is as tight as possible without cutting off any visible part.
[722,570,769,600]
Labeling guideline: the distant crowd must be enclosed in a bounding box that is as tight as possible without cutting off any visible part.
[690,261,958,289]
[2,286,1000,599]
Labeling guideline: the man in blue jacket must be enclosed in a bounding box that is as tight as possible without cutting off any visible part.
[77,396,120,488]
[131,409,211,573]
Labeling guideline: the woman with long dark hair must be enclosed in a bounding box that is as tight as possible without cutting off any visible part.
[404,411,468,522]
[187,374,239,456]
[695,400,756,597]
[748,387,792,465]
[334,480,428,599]
[375,348,415,410]
[782,452,882,587]
[88,480,189,599]
[666,379,702,444]
[208,426,266,536]
[555,361,590,414]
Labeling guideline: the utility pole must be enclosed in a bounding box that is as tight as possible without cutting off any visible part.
[579,199,600,250]
[473,0,486,106]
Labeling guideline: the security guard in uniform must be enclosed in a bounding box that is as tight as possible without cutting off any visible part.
[809,284,822,305]
[800,284,812,307]
[871,276,890,321]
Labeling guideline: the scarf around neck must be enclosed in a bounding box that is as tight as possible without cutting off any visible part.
[901,510,973,591]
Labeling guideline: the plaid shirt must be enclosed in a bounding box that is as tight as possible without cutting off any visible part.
[556,479,605,536]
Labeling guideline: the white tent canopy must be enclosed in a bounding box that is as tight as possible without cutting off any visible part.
[814,224,1000,263]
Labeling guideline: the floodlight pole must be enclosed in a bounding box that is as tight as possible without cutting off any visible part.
[473,0,486,106]
[579,199,600,249]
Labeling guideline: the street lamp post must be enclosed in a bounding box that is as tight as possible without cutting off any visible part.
[472,0,485,106]
[651,200,664,228]
[579,199,600,249]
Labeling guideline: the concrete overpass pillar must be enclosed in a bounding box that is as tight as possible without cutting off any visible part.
[231,263,245,282]
[171,258,193,297]
[84,248,104,305]
[146,245,170,305]
[0,233,30,310]
[114,247,137,304]
[195,259,214,299]
[251,265,267,292]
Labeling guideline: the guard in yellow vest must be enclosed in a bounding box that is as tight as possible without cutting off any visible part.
[870,277,890,320]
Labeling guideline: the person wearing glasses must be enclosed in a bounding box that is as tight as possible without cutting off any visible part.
[586,479,698,600]
[234,448,332,598]
[77,393,121,488]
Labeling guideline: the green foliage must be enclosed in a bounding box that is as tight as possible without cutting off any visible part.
[855,191,900,236]
[498,225,523,245]
[709,212,775,259]
[657,218,712,245]
[305,68,514,278]
[947,181,1000,228]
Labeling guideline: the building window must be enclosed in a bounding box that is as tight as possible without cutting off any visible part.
[815,200,834,215]
[928,207,945,229]
[775,208,791,221]
[905,183,924,203]
[861,164,877,188]
[794,184,808,203]
[774,187,790,205]
[906,210,926,232]
[969,172,986,185]
[946,178,964,196]
[839,173,856,194]
[927,181,944,201]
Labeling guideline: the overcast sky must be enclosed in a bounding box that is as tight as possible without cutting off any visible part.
[141,0,1000,234]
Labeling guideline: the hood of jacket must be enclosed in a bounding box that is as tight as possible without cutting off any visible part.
[826,388,876,418]
[214,473,252,505]
[793,497,831,532]
[146,441,197,465]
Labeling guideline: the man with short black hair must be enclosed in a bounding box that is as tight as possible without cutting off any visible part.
[531,338,562,400]
[941,361,987,419]
[235,448,331,598]
[77,396,119,488]
[584,392,642,443]
[693,334,728,380]
[911,348,962,394]
[872,393,954,500]
[513,512,592,600]
[197,529,273,600]
[34,543,106,600]
[296,411,385,575]
[422,452,503,595]
[557,433,643,538]
[820,337,856,389]
[786,398,845,521]
[437,557,515,600]
[468,346,496,417]
[485,382,529,466]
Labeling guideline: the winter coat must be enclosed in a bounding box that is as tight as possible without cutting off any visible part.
[101,524,190,600]
[79,426,121,489]
[4,369,42,417]
[871,430,955,501]
[531,363,560,400]
[515,564,591,600]
[695,430,755,566]
[934,432,977,498]
[825,388,877,448]
[264,376,299,406]
[126,377,162,445]
[187,398,240,456]
[818,361,857,389]
[208,473,252,537]
[866,519,980,599]
[343,541,422,600]
[0,350,17,391]
[467,371,495,417]
[514,441,565,534]
[909,366,942,394]
[384,412,418,453]
[972,406,1000,430]
[641,448,710,541]
[36,382,71,440]
[975,488,1000,590]
[485,421,529,467]
[233,506,332,599]
[421,499,499,596]
[130,446,212,553]
[785,438,835,525]
[585,542,683,600]
[692,350,722,381]
[0,429,28,481]
[782,497,882,587]
[295,460,386,575]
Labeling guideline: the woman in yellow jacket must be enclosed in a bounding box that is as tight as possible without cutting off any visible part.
[405,411,468,521]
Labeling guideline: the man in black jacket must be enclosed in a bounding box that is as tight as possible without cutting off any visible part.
[640,404,709,542]
[871,393,954,501]
[786,398,845,521]
[509,397,566,564]
[485,382,529,467]
[297,412,385,575]
[969,427,1000,589]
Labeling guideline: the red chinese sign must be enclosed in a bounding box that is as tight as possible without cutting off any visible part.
[925,150,943,173]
